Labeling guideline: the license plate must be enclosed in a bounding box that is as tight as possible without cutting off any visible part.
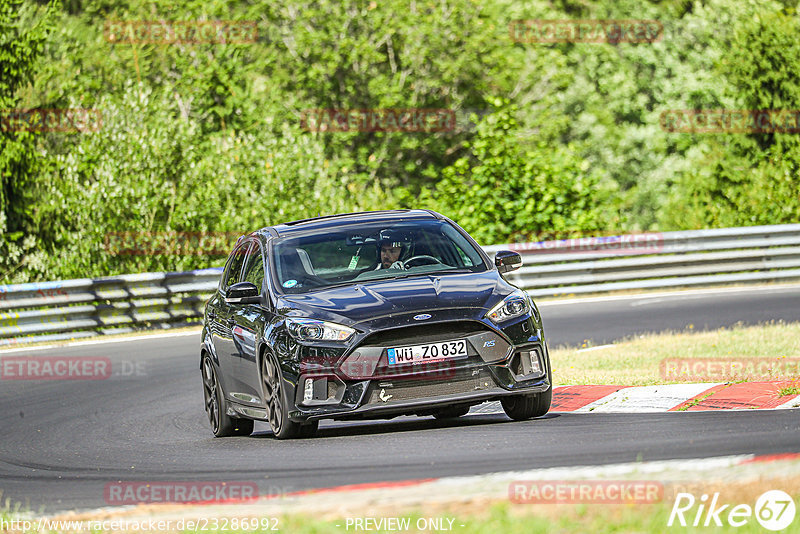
[387,339,468,365]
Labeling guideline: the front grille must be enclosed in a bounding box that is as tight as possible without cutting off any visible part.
[361,320,493,347]
[366,367,496,404]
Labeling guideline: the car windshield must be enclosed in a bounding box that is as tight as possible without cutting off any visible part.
[271,219,487,294]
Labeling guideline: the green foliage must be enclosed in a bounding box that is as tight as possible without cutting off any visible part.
[36,83,392,280]
[261,0,510,192]
[0,0,55,281]
[414,101,615,244]
[661,4,800,228]
[501,0,753,230]
[2,0,798,283]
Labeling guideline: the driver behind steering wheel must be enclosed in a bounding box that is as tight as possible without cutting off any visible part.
[375,230,409,270]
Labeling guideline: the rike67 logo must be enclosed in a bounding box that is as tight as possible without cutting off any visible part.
[668,490,796,531]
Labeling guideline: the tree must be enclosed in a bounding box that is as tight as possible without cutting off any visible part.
[661,5,800,228]
[0,0,55,280]
[412,100,616,245]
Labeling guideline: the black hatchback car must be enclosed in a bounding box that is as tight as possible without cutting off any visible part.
[200,210,552,438]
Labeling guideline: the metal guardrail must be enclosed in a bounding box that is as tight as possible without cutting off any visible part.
[0,269,222,346]
[2,224,799,346]
[484,224,800,296]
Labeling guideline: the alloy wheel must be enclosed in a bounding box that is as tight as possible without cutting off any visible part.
[202,358,220,434]
[262,354,284,434]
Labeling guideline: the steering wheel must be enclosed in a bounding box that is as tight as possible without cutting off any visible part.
[403,255,443,269]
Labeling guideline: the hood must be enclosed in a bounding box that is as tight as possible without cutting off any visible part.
[276,271,515,327]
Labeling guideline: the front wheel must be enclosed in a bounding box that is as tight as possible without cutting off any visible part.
[502,346,553,421]
[201,356,254,437]
[261,351,318,440]
[501,388,552,421]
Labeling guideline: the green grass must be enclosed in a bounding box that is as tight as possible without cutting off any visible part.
[256,490,800,534]
[779,385,800,396]
[200,497,800,534]
[550,322,800,386]
[7,494,797,534]
[674,389,720,411]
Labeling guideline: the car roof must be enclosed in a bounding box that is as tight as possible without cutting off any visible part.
[262,210,444,238]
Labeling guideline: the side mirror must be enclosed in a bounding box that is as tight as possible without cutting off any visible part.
[225,281,261,304]
[495,250,522,274]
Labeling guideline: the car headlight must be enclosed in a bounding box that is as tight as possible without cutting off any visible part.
[286,318,355,342]
[486,290,530,324]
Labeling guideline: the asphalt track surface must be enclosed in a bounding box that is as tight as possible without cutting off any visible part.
[1,285,799,513]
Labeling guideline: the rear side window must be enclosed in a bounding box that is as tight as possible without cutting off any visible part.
[220,242,251,291]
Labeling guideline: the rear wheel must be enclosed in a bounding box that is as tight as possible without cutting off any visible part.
[201,356,254,437]
[261,352,318,439]
[432,405,470,419]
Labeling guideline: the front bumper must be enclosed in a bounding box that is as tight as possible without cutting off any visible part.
[286,333,551,422]
[223,314,549,423]
[290,377,551,422]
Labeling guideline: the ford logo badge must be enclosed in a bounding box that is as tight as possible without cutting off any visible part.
[413,314,432,321]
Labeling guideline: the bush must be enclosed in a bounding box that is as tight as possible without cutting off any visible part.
[411,101,617,245]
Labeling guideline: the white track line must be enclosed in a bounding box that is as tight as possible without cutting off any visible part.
[0,329,202,353]
[776,395,800,410]
[576,383,722,413]
[536,283,800,307]
[576,344,615,353]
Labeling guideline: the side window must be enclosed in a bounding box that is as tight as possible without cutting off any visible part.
[242,244,265,290]
[221,242,251,291]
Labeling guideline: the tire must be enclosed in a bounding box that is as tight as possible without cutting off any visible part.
[501,388,552,421]
[261,351,318,440]
[501,349,553,421]
[201,356,254,437]
[432,405,470,419]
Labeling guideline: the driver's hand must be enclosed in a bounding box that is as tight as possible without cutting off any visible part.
[389,261,406,270]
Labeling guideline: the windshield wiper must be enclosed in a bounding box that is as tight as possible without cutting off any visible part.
[294,267,475,293]
[384,267,472,280]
